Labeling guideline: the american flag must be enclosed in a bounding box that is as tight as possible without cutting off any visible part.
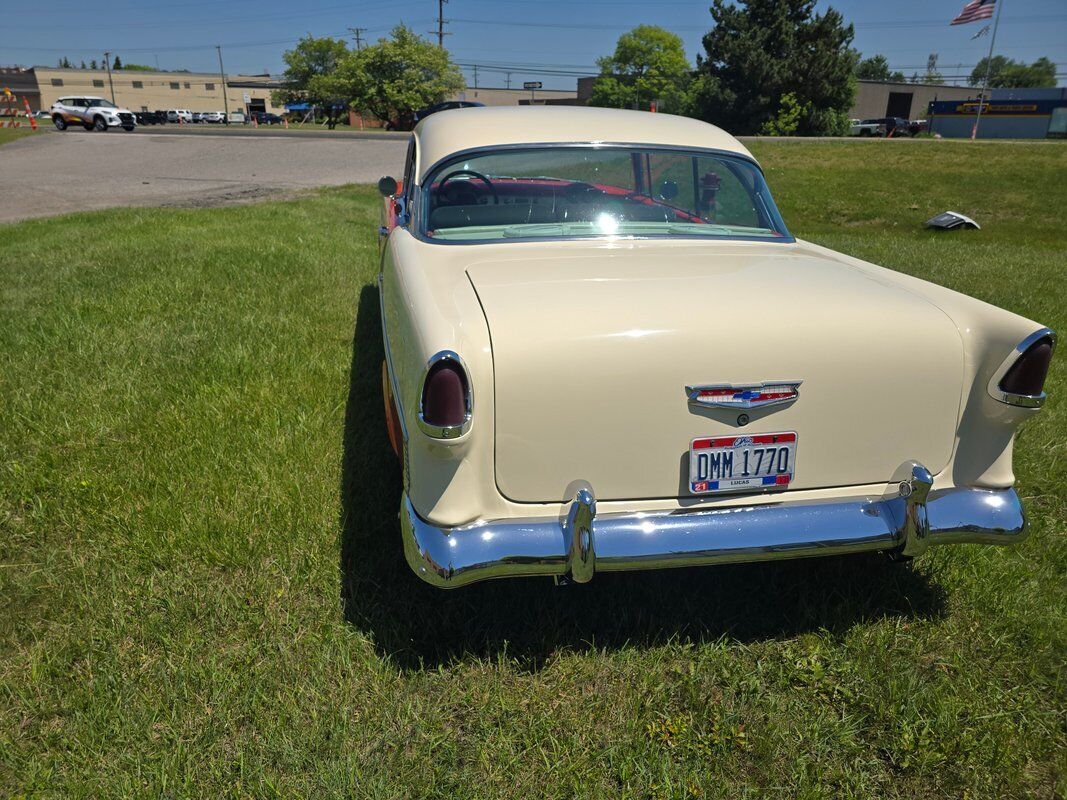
[951,0,996,25]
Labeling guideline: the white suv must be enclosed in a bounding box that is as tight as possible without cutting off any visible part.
[51,96,136,132]
[166,109,193,124]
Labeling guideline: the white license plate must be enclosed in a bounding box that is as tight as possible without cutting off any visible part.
[689,432,797,494]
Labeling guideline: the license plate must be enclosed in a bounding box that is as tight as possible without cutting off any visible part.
[689,432,797,494]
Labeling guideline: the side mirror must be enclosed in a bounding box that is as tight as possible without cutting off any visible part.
[658,180,679,201]
[378,176,398,197]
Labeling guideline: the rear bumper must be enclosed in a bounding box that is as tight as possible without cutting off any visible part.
[401,462,1028,588]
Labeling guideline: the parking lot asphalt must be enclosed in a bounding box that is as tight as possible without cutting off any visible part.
[0,129,409,222]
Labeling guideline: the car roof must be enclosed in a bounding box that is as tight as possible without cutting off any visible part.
[412,106,755,184]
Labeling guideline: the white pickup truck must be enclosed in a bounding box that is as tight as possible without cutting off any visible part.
[849,118,886,137]
[51,96,136,132]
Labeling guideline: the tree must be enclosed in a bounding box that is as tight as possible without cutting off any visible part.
[856,54,907,82]
[112,55,123,70]
[79,61,86,69]
[855,54,890,81]
[57,57,72,69]
[689,0,857,136]
[121,63,156,72]
[90,59,98,70]
[272,35,351,126]
[970,55,1057,88]
[589,25,691,113]
[321,25,464,130]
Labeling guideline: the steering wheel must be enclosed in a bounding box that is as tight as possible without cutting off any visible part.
[438,169,499,205]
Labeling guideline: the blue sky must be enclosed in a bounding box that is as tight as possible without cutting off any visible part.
[6,0,1065,89]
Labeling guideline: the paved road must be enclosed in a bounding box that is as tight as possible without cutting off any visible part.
[0,130,409,223]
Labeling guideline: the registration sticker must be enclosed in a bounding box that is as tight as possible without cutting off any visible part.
[689,432,797,495]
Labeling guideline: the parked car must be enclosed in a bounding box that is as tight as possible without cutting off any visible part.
[200,111,225,124]
[227,110,247,124]
[377,106,1054,588]
[850,119,886,137]
[252,111,283,125]
[909,119,929,136]
[134,110,164,125]
[414,100,485,124]
[166,109,193,124]
[386,101,486,131]
[51,96,136,132]
[862,117,913,137]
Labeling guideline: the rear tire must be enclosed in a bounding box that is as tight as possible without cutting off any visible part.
[93,115,108,132]
[122,125,135,131]
[83,122,94,131]
[52,115,67,131]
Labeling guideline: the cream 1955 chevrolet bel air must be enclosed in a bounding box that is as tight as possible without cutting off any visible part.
[376,106,1055,588]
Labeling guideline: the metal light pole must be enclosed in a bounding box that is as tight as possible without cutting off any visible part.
[973,0,1005,140]
[103,51,116,103]
[216,45,229,119]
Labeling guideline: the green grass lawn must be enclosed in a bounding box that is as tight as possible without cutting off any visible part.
[1,141,1064,799]
[0,127,45,147]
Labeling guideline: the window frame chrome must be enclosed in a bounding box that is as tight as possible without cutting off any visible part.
[986,327,1056,409]
[412,141,795,247]
[416,349,473,440]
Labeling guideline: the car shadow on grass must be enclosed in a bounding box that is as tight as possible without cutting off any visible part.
[340,284,947,671]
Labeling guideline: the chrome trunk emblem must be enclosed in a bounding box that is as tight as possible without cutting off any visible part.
[686,381,802,410]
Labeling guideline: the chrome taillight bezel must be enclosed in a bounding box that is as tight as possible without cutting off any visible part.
[987,328,1056,408]
[417,350,473,439]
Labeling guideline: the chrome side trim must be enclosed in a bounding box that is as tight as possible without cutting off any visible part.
[415,349,474,440]
[987,327,1056,409]
[400,464,1028,588]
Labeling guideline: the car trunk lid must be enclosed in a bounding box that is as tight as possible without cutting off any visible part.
[467,242,963,504]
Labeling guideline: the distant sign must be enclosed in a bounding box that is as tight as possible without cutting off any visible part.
[523,81,542,90]
[242,92,251,103]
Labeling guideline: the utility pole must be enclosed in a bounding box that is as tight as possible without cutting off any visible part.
[436,0,449,48]
[216,45,229,119]
[505,71,512,89]
[472,64,478,89]
[102,51,116,103]
[348,27,366,50]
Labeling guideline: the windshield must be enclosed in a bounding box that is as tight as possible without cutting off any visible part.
[420,146,790,242]
[86,99,117,109]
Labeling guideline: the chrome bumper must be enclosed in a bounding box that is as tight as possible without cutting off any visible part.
[401,463,1028,588]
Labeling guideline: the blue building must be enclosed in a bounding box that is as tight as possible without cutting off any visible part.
[928,87,1067,139]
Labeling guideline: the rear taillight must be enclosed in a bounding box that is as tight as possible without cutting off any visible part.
[992,330,1056,407]
[418,351,472,438]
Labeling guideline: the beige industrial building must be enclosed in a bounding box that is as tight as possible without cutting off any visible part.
[577,76,981,122]
[4,66,282,116]
[849,79,980,120]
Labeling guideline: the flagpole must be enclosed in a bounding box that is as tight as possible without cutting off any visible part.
[972,0,1004,140]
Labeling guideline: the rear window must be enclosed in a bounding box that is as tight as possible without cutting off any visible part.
[419,146,790,243]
